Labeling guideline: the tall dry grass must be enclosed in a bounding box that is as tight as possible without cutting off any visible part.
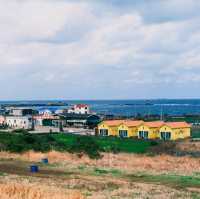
[0,183,84,199]
[0,150,199,174]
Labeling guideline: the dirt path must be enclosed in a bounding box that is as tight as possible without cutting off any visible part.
[0,160,74,179]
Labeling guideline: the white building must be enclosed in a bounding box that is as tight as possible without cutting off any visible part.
[9,108,34,116]
[39,109,52,115]
[6,116,33,130]
[68,104,90,114]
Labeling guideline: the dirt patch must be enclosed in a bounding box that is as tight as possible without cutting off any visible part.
[0,160,74,179]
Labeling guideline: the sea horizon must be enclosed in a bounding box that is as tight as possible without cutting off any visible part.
[1,99,200,116]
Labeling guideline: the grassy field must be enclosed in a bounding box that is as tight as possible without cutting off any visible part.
[53,134,154,153]
[0,130,199,198]
[0,132,155,156]
[0,128,199,159]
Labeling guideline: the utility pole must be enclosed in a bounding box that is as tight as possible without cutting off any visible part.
[59,119,64,132]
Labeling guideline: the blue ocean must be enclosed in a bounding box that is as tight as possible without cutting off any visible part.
[1,99,200,116]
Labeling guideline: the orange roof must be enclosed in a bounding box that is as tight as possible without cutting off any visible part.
[103,120,124,126]
[124,120,144,127]
[144,121,165,128]
[165,122,191,128]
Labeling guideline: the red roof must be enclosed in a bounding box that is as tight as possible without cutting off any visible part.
[34,115,59,120]
[103,120,124,126]
[74,104,88,108]
[123,120,143,127]
[144,121,165,128]
[101,120,190,129]
[165,122,191,128]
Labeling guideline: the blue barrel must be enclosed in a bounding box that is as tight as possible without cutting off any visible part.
[30,165,39,173]
[41,158,49,164]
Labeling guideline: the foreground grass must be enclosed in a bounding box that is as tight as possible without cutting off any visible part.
[0,157,200,198]
[127,173,200,189]
[86,167,200,189]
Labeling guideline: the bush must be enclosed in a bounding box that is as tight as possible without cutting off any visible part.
[12,129,28,134]
[70,136,101,159]
[150,140,159,146]
[103,144,120,154]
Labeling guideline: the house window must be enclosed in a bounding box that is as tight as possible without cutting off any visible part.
[139,131,149,139]
[160,132,171,140]
[99,129,108,136]
[119,130,128,138]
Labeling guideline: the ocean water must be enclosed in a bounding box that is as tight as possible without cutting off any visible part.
[1,99,200,116]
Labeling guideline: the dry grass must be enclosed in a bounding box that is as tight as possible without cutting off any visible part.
[0,172,196,199]
[0,150,200,175]
[176,140,200,152]
[0,150,199,199]
[0,182,84,199]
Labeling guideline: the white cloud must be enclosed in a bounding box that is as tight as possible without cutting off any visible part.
[0,0,200,99]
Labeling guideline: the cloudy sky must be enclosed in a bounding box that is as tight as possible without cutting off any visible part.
[1,0,200,100]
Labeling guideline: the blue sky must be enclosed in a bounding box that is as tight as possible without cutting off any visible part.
[0,0,200,100]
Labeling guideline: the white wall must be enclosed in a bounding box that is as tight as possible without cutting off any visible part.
[6,116,33,129]
[68,105,90,114]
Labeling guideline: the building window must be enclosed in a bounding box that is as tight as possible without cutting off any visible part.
[119,130,128,138]
[160,132,171,140]
[99,129,108,136]
[139,131,149,139]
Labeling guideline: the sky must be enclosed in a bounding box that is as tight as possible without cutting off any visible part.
[0,0,200,100]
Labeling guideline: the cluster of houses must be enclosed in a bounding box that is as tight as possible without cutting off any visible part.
[98,120,191,140]
[0,104,192,141]
[0,108,35,129]
[0,104,101,130]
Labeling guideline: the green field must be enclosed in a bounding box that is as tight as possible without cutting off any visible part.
[54,134,153,153]
[0,128,199,158]
[0,132,155,157]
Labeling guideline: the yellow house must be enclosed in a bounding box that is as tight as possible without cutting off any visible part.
[137,121,165,139]
[159,122,191,140]
[98,120,124,136]
[98,120,191,141]
[117,120,143,138]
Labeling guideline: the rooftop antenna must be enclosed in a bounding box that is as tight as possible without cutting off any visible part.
[160,106,163,121]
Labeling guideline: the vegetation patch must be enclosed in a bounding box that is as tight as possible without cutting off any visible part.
[127,173,200,189]
[0,132,156,158]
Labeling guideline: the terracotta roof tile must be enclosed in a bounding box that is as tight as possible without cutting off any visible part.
[103,120,124,126]
[165,122,191,128]
[144,121,165,128]
[123,120,144,127]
